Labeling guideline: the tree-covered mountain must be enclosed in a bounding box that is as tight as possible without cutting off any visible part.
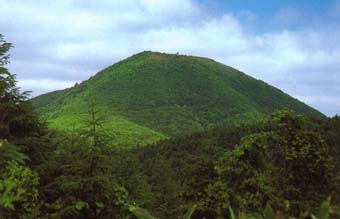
[2,35,340,219]
[32,51,324,145]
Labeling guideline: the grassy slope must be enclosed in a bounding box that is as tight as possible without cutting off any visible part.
[32,51,324,146]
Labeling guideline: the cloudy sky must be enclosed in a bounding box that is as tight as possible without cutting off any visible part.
[1,0,339,116]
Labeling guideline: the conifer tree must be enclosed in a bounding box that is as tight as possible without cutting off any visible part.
[0,34,35,139]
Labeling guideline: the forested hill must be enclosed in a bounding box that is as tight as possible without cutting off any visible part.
[32,51,324,145]
[2,33,340,219]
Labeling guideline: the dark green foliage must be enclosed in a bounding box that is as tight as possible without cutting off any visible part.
[266,111,333,212]
[227,197,340,219]
[0,34,40,140]
[0,161,39,218]
[0,139,40,219]
[0,35,43,219]
[32,51,324,146]
[134,125,259,218]
[39,138,131,218]
[0,139,28,166]
[0,34,11,66]
[207,110,334,218]
[318,115,340,203]
[36,102,139,218]
[207,133,275,214]
[127,205,158,219]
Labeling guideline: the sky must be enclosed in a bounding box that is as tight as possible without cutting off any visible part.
[0,0,339,116]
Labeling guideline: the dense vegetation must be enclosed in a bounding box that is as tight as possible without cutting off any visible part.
[32,51,324,146]
[1,35,340,219]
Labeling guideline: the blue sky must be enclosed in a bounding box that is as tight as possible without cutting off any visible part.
[200,0,339,31]
[200,0,331,16]
[0,0,339,116]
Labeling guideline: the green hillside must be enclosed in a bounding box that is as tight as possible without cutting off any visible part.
[32,51,324,145]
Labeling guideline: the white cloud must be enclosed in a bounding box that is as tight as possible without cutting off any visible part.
[0,0,339,116]
[17,79,76,96]
[296,95,340,116]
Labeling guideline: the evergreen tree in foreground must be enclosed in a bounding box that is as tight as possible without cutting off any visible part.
[0,34,41,219]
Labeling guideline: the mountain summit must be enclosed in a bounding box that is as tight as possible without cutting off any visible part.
[32,51,324,145]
